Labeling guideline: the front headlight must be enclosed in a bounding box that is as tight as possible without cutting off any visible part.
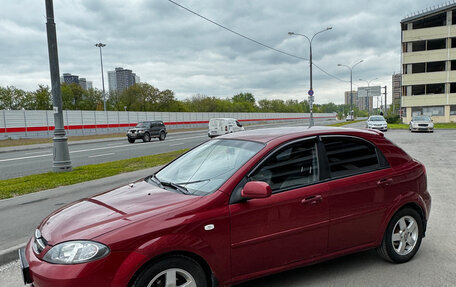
[43,241,110,264]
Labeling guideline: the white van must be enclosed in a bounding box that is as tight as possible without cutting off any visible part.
[208,118,245,138]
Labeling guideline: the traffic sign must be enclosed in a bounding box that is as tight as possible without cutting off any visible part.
[308,89,314,96]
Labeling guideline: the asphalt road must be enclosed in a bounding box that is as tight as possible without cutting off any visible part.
[0,121,321,180]
[1,123,455,286]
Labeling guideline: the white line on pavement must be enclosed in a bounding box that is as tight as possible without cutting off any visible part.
[88,153,115,158]
[0,135,207,163]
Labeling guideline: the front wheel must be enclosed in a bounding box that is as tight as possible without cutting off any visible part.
[128,138,135,143]
[142,133,151,142]
[132,256,207,287]
[376,208,423,263]
[159,131,166,141]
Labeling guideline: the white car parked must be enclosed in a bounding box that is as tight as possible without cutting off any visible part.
[366,115,388,131]
[208,118,245,138]
[410,115,434,132]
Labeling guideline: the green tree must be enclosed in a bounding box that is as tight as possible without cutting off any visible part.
[32,85,52,110]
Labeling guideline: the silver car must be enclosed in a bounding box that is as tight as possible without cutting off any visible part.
[366,115,388,131]
[410,115,434,133]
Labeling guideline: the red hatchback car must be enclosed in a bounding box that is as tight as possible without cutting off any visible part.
[19,126,431,287]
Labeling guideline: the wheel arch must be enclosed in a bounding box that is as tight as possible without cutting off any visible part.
[127,250,217,287]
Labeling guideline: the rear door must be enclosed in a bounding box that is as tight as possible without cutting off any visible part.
[229,138,329,278]
[320,136,391,252]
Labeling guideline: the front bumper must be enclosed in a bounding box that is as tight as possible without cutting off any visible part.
[368,126,387,131]
[126,132,144,139]
[410,126,433,132]
[20,239,146,287]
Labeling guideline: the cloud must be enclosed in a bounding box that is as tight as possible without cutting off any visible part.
[0,0,440,104]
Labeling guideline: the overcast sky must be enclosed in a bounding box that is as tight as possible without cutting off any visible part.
[0,0,441,105]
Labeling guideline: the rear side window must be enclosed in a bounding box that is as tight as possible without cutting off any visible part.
[322,137,380,178]
[250,139,319,192]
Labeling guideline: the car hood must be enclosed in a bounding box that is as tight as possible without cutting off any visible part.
[39,181,200,245]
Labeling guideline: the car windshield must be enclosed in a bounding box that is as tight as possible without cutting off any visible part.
[413,116,431,121]
[154,139,264,196]
[369,116,385,121]
[136,122,148,128]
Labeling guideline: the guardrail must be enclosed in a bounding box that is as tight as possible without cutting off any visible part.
[0,110,337,139]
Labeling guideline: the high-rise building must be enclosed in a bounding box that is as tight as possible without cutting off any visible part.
[401,3,456,123]
[86,81,93,90]
[62,73,79,85]
[108,71,117,92]
[392,73,402,114]
[107,67,139,93]
[344,91,358,108]
[79,78,87,90]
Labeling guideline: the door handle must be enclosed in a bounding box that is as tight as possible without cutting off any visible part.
[377,178,393,186]
[301,195,322,205]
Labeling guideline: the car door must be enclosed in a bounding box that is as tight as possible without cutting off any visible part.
[320,136,392,252]
[229,138,329,278]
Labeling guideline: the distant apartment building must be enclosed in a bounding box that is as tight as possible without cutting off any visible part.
[108,67,139,93]
[344,91,358,109]
[62,73,79,85]
[392,73,402,114]
[401,3,456,123]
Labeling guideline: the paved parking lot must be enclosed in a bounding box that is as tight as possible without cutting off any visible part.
[1,127,455,287]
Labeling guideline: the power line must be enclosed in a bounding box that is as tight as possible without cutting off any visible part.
[167,0,349,83]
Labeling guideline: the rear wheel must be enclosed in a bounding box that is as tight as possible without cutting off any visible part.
[128,138,135,143]
[132,256,207,287]
[143,133,151,142]
[377,208,423,263]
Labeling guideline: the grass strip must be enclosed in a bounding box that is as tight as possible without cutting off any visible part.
[328,120,365,127]
[0,149,187,200]
[388,123,456,129]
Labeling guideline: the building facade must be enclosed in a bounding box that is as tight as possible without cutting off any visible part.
[401,4,456,123]
[62,73,79,85]
[107,67,139,93]
[344,91,358,108]
[392,73,402,114]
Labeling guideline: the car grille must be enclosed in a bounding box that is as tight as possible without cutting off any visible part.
[418,124,428,127]
[32,229,48,254]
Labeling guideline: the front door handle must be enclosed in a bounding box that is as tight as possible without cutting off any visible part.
[377,178,393,186]
[301,195,323,205]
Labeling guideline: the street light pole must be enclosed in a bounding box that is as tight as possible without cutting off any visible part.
[338,60,364,118]
[45,0,72,172]
[95,43,107,111]
[288,27,332,127]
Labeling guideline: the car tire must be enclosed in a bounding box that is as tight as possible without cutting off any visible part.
[376,208,423,263]
[131,256,207,287]
[143,133,151,142]
[159,131,166,141]
[128,138,135,143]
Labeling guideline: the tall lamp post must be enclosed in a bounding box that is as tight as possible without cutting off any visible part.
[95,43,107,111]
[45,0,72,172]
[359,77,378,114]
[288,27,332,127]
[337,60,364,118]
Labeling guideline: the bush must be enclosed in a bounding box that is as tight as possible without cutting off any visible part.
[385,115,400,124]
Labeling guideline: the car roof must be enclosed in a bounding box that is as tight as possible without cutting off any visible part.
[218,126,383,143]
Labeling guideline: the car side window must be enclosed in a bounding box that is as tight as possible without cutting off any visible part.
[321,136,380,178]
[249,139,319,193]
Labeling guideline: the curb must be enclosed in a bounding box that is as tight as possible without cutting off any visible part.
[0,243,26,266]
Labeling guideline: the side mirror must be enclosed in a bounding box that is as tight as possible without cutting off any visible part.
[241,181,272,199]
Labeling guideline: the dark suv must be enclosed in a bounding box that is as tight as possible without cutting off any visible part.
[126,121,167,143]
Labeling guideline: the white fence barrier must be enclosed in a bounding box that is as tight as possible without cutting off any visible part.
[0,110,337,139]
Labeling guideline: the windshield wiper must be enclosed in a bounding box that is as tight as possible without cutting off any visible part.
[176,179,210,185]
[160,181,190,195]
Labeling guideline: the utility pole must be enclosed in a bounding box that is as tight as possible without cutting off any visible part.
[288,27,332,127]
[95,43,107,111]
[45,0,72,172]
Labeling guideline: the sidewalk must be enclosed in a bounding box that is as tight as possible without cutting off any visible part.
[0,166,162,265]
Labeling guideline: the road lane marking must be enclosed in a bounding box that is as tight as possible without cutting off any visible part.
[88,153,115,158]
[170,143,185,146]
[0,135,208,163]
[23,150,51,155]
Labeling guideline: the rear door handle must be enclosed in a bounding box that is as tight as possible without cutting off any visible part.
[301,195,323,205]
[377,178,393,186]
